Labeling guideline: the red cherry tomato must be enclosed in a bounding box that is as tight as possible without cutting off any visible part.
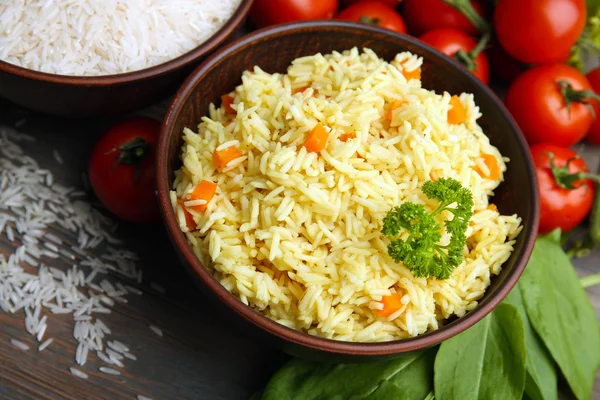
[88,117,161,223]
[249,0,338,28]
[403,0,486,36]
[505,64,596,147]
[344,0,402,7]
[586,67,600,145]
[337,1,407,33]
[530,144,596,234]
[419,28,489,84]
[494,0,586,64]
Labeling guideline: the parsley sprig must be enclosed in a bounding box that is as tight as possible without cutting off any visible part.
[382,178,474,280]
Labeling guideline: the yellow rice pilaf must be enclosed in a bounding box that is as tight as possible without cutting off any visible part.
[170,48,522,342]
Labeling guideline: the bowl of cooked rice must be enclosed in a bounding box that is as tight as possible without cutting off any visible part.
[0,0,252,117]
[157,21,539,360]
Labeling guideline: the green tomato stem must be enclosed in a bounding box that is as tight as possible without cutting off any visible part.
[469,32,490,58]
[547,152,600,190]
[581,273,600,288]
[566,240,593,259]
[454,33,490,72]
[106,137,151,183]
[557,80,600,119]
[359,16,380,26]
[442,0,491,33]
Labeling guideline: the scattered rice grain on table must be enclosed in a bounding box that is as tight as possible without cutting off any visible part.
[171,48,522,342]
[10,338,29,351]
[53,149,63,165]
[150,282,166,294]
[0,126,143,371]
[149,325,163,337]
[70,367,89,380]
[38,338,54,352]
[99,366,121,376]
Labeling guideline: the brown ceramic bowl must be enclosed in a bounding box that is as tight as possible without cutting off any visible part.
[157,21,539,362]
[0,1,252,117]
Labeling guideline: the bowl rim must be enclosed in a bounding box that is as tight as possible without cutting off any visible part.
[157,20,540,356]
[0,0,253,85]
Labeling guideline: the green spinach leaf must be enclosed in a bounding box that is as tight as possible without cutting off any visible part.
[259,349,435,400]
[434,303,526,400]
[505,282,557,400]
[520,230,600,400]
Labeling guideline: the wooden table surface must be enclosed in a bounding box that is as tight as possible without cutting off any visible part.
[0,95,599,400]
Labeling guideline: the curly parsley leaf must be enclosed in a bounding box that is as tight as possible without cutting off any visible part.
[382,178,473,280]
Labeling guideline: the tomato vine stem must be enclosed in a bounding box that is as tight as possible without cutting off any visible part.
[454,33,490,71]
[547,152,600,190]
[106,137,151,182]
[442,0,490,33]
[557,80,600,119]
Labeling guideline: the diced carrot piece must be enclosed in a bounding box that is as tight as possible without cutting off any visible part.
[292,86,309,95]
[387,100,406,121]
[448,95,466,125]
[177,199,196,229]
[221,94,236,114]
[340,132,356,142]
[403,68,421,81]
[304,123,329,153]
[476,153,502,180]
[223,121,233,127]
[213,145,243,171]
[487,203,498,212]
[189,180,217,212]
[376,292,403,317]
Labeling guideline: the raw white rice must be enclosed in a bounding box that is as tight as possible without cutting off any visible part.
[0,0,242,76]
[171,48,523,342]
[0,126,144,372]
[53,150,63,165]
[106,348,124,361]
[99,367,121,376]
[76,343,89,366]
[107,340,129,353]
[70,367,89,379]
[36,322,47,341]
[124,285,143,295]
[149,325,163,337]
[150,282,166,294]
[97,351,113,365]
[38,338,54,352]
[10,338,29,351]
